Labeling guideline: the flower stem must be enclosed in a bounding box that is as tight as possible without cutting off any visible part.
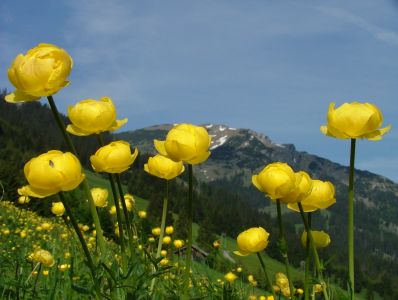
[298,203,329,300]
[348,138,356,299]
[115,173,136,251]
[150,180,169,294]
[46,95,106,256]
[304,212,312,300]
[58,192,102,297]
[183,164,193,300]
[257,253,277,299]
[276,199,295,300]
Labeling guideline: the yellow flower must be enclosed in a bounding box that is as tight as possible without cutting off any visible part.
[213,240,221,249]
[296,288,304,295]
[18,195,30,204]
[301,230,331,248]
[162,236,172,244]
[90,141,138,173]
[66,97,127,136]
[252,162,296,200]
[148,237,155,243]
[248,275,255,283]
[314,284,323,293]
[18,150,85,198]
[234,227,269,256]
[165,226,174,235]
[288,180,336,212]
[224,272,238,282]
[109,205,116,215]
[320,102,391,140]
[32,249,54,267]
[160,258,169,266]
[173,239,184,249]
[41,222,52,230]
[51,202,65,216]
[42,270,49,276]
[236,267,242,273]
[144,154,185,180]
[138,210,147,219]
[6,44,72,103]
[152,227,161,236]
[91,187,108,207]
[275,272,289,289]
[154,123,211,165]
[124,193,135,211]
[280,171,313,204]
[161,250,167,257]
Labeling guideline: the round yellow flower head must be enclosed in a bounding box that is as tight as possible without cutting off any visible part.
[32,249,54,267]
[173,239,184,249]
[301,230,331,248]
[160,258,169,266]
[280,171,313,204]
[144,154,185,180]
[18,195,30,204]
[154,123,211,165]
[51,202,65,216]
[234,227,270,256]
[6,43,73,103]
[162,236,172,244]
[296,288,304,295]
[320,102,391,140]
[138,210,147,219]
[123,193,135,211]
[90,187,108,207]
[18,150,85,198]
[66,97,127,136]
[252,162,296,200]
[42,270,49,276]
[152,227,161,236]
[236,267,243,273]
[109,205,116,215]
[213,240,221,249]
[148,237,155,243]
[161,250,167,257]
[288,180,336,212]
[275,272,289,289]
[90,141,138,173]
[165,226,174,235]
[224,272,238,283]
[248,275,255,283]
[41,222,52,230]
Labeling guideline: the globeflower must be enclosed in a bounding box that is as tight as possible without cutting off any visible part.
[173,239,184,249]
[51,202,65,216]
[90,141,138,173]
[288,180,336,212]
[144,154,185,180]
[301,230,331,248]
[224,272,238,283]
[32,249,54,267]
[18,150,85,198]
[252,162,296,200]
[66,97,127,136]
[154,123,211,165]
[91,187,108,207]
[279,171,313,204]
[5,43,73,103]
[320,102,391,140]
[234,227,270,256]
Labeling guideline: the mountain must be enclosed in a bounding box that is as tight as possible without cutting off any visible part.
[116,124,398,289]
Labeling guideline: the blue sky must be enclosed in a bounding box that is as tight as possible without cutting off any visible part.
[1,0,397,181]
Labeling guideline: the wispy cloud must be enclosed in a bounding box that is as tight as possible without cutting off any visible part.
[317,6,398,46]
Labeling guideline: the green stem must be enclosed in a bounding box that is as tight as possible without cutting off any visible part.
[47,95,105,255]
[183,164,193,300]
[115,173,135,251]
[58,192,102,297]
[96,134,128,268]
[348,138,356,299]
[304,213,312,300]
[31,264,41,299]
[298,202,329,300]
[276,199,296,300]
[150,180,169,294]
[108,173,127,269]
[257,253,277,299]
